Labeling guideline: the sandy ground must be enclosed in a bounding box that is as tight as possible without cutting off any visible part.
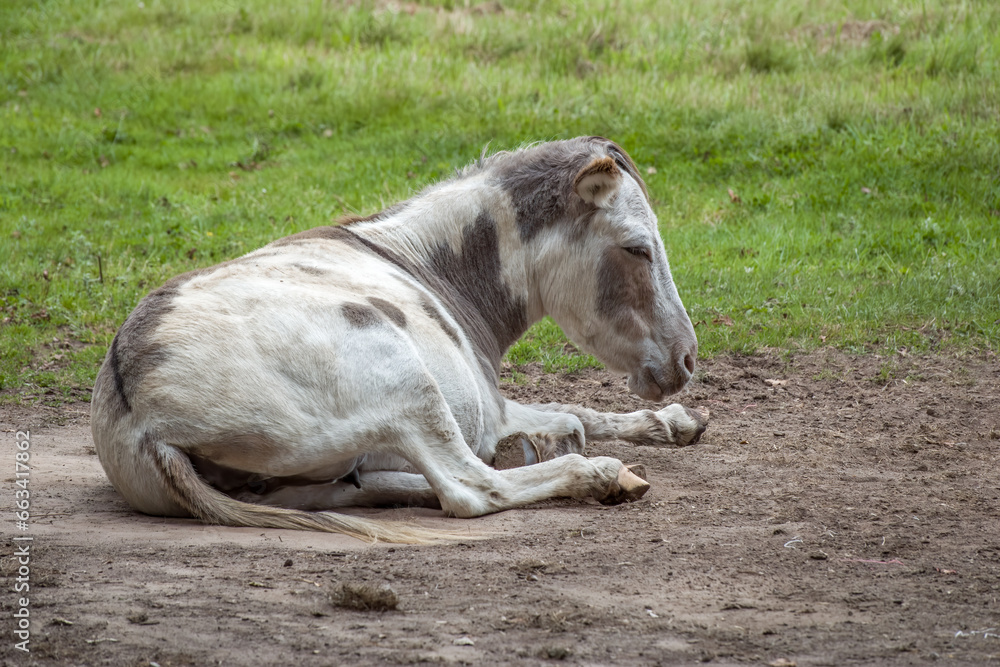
[1,350,999,666]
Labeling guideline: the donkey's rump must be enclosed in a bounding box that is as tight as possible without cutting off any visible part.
[115,239,488,471]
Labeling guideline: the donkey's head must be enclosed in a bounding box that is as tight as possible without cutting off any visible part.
[502,138,697,401]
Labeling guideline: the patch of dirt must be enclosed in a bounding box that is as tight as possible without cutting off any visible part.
[2,351,999,666]
[791,20,900,51]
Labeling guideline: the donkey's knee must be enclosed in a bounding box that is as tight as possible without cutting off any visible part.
[436,479,509,518]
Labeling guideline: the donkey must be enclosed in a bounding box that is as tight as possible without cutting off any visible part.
[90,136,707,543]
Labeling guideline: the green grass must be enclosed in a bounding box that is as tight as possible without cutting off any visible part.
[506,318,601,374]
[1,0,998,400]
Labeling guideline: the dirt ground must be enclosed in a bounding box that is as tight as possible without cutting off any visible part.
[1,350,999,666]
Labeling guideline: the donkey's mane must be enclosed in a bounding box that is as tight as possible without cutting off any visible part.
[337,137,647,228]
[459,136,648,199]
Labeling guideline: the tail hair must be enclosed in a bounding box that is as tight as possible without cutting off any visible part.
[150,440,472,545]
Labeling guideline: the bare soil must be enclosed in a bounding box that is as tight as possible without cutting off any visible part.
[2,350,999,666]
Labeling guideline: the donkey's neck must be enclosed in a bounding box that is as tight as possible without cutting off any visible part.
[349,179,533,376]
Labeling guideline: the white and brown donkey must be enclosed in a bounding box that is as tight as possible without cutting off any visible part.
[91,137,707,543]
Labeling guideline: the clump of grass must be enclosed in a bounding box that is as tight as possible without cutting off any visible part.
[825,108,850,131]
[744,41,794,74]
[868,30,907,67]
[332,582,398,612]
[505,318,602,373]
[925,41,979,76]
[872,358,899,384]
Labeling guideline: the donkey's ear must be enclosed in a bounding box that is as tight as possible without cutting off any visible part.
[573,156,622,207]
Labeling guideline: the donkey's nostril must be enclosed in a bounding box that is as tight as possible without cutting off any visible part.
[683,353,696,376]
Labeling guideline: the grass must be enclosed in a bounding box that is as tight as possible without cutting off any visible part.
[1,0,998,401]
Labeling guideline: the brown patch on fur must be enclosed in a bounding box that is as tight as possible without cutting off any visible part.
[596,247,655,337]
[92,359,124,419]
[426,211,528,377]
[494,141,595,242]
[420,295,462,347]
[292,263,327,276]
[494,137,648,242]
[341,302,382,328]
[104,276,185,413]
[367,297,407,328]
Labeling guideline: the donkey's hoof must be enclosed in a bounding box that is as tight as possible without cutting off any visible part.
[625,463,647,480]
[679,406,710,446]
[598,465,650,505]
[492,432,532,469]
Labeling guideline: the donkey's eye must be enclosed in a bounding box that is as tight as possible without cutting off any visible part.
[624,246,652,261]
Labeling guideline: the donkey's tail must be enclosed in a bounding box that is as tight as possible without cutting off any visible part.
[149,439,469,545]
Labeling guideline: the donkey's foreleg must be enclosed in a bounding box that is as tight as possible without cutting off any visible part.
[422,449,649,517]
[528,402,709,448]
[386,400,647,516]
